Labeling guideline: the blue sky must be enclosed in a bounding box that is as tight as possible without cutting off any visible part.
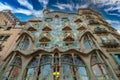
[0,0,120,32]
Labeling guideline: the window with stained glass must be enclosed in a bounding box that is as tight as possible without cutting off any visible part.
[84,36,94,49]
[19,37,29,50]
[39,55,52,80]
[25,56,39,80]
[74,56,89,80]
[2,55,22,80]
[91,53,111,80]
[112,54,120,65]
[61,55,74,80]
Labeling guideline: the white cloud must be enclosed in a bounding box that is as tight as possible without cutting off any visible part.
[0,2,13,11]
[75,4,88,9]
[106,19,120,24]
[13,8,32,15]
[106,19,120,33]
[93,0,120,17]
[0,2,43,17]
[53,3,74,11]
[53,3,88,11]
[93,0,120,5]
[118,30,120,33]
[32,10,43,17]
[17,0,33,10]
[38,0,49,8]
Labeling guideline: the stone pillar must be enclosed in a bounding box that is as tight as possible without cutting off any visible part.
[83,55,98,80]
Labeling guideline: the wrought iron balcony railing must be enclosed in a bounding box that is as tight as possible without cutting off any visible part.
[89,20,99,25]
[94,27,108,34]
[102,39,119,47]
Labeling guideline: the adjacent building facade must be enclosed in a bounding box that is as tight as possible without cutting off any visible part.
[0,8,120,80]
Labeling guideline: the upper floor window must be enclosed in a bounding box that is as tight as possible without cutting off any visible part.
[25,56,39,80]
[45,18,53,22]
[86,15,92,19]
[6,27,12,30]
[0,35,10,41]
[19,37,29,50]
[112,54,120,65]
[84,36,95,49]
[100,36,108,42]
[91,53,112,80]
[2,55,22,80]
[3,20,7,26]
[61,17,69,22]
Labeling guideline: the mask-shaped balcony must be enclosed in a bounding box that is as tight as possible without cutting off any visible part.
[74,16,82,23]
[77,24,86,31]
[89,20,99,25]
[62,23,72,31]
[27,27,37,32]
[39,32,51,43]
[63,32,74,42]
[94,27,108,34]
[42,24,52,31]
[102,39,119,47]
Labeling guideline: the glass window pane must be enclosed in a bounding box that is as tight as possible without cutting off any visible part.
[62,64,74,80]
[25,56,39,80]
[84,38,92,49]
[19,38,29,50]
[39,64,52,80]
[61,55,73,64]
[2,56,22,80]
[10,66,21,78]
[92,65,102,76]
[40,55,52,65]
[78,67,87,75]
[3,66,12,79]
[74,56,84,66]
[91,54,111,80]
[81,76,89,80]
[114,54,120,65]
[26,68,37,80]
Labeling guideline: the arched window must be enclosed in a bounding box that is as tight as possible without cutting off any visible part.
[74,56,89,80]
[61,54,74,80]
[91,53,111,80]
[25,56,39,80]
[19,37,29,50]
[83,36,95,49]
[2,55,22,80]
[39,55,52,80]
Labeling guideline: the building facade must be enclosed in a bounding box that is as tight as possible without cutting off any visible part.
[0,10,23,63]
[0,8,120,80]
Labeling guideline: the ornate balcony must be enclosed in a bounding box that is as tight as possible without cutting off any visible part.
[62,22,72,31]
[74,16,82,23]
[39,32,52,42]
[27,27,37,32]
[102,39,119,47]
[77,25,86,31]
[42,23,52,31]
[63,32,74,42]
[94,27,108,34]
[89,20,99,25]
